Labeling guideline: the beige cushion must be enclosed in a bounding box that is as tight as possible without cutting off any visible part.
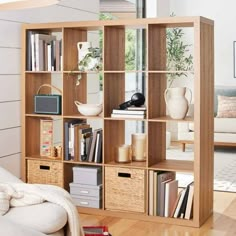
[0,217,47,236]
[217,95,236,118]
[4,202,67,234]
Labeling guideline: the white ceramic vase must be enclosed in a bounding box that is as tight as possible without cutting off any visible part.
[164,87,192,119]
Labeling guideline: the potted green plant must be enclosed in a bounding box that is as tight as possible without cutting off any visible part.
[165,21,194,119]
[166,26,193,87]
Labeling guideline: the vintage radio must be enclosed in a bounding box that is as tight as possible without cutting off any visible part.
[34,84,62,115]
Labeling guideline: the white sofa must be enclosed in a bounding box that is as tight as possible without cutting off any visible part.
[0,167,68,236]
[178,86,236,151]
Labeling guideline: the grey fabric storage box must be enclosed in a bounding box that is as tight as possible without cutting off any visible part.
[71,195,102,209]
[69,183,102,198]
[72,166,102,185]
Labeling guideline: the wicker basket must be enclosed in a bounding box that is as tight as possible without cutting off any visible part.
[27,160,63,187]
[105,166,145,213]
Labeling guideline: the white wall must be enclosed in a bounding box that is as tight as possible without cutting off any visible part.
[0,0,99,177]
[170,0,236,86]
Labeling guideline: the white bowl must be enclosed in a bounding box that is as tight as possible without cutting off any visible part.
[74,101,103,116]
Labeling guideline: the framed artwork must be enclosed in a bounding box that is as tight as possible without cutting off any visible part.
[234,41,236,78]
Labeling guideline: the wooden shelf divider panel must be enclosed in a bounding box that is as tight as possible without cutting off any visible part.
[25,117,41,157]
[104,26,125,71]
[104,119,125,163]
[148,122,166,167]
[148,24,166,71]
[63,28,87,71]
[193,20,214,227]
[63,73,87,116]
[150,160,194,173]
[103,73,125,117]
[25,73,51,114]
[148,73,166,119]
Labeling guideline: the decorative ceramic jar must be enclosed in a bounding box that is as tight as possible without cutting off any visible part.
[164,87,192,119]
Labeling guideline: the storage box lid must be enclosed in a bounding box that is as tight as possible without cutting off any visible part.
[69,182,102,190]
[73,166,102,173]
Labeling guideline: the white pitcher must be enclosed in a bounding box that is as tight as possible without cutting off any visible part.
[164,87,192,119]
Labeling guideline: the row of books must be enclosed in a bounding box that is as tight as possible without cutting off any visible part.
[149,171,194,220]
[64,120,102,163]
[111,105,146,119]
[27,31,62,71]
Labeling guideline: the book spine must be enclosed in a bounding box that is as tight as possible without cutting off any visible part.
[26,31,32,71]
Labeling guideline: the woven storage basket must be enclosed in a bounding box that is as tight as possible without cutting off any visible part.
[27,160,63,187]
[105,166,145,213]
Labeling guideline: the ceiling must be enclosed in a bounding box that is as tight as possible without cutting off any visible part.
[100,0,136,19]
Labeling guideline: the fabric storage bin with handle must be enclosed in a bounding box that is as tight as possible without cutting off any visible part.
[105,166,145,213]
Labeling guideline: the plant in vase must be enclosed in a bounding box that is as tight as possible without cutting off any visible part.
[68,42,102,86]
[165,15,194,119]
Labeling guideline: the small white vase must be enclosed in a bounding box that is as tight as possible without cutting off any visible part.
[164,87,192,119]
[77,42,91,61]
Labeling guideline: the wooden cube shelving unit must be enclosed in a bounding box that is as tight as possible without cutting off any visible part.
[21,17,214,227]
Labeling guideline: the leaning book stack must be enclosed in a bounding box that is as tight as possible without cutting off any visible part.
[149,170,194,220]
[111,106,146,119]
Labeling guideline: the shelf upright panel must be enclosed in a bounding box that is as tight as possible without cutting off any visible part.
[104,25,125,71]
[147,24,167,167]
[192,18,214,227]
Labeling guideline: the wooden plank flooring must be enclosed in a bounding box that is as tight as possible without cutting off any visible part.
[79,191,236,236]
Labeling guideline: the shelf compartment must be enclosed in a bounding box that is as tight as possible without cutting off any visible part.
[104,73,125,117]
[149,160,194,173]
[63,73,87,116]
[104,26,125,71]
[25,116,63,158]
[25,73,51,114]
[148,73,166,119]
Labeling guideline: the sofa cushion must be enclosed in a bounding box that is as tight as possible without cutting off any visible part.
[214,86,236,115]
[4,202,67,234]
[215,117,236,133]
[0,217,47,236]
[217,95,236,118]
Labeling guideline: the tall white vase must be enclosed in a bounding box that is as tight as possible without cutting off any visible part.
[164,87,192,119]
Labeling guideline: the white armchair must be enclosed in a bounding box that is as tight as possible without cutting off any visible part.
[0,166,81,236]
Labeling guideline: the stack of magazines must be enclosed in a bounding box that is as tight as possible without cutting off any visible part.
[83,226,112,236]
[111,105,146,119]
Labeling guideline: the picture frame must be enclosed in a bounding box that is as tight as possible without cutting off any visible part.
[233,41,236,78]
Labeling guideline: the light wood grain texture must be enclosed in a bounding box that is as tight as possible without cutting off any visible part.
[79,192,236,235]
[63,73,86,116]
[103,73,125,117]
[63,28,86,71]
[25,73,51,114]
[22,16,214,228]
[104,26,125,71]
[148,122,166,167]
[104,120,125,163]
[193,20,214,227]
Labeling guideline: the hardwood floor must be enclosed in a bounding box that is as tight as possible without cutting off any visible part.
[79,191,236,236]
